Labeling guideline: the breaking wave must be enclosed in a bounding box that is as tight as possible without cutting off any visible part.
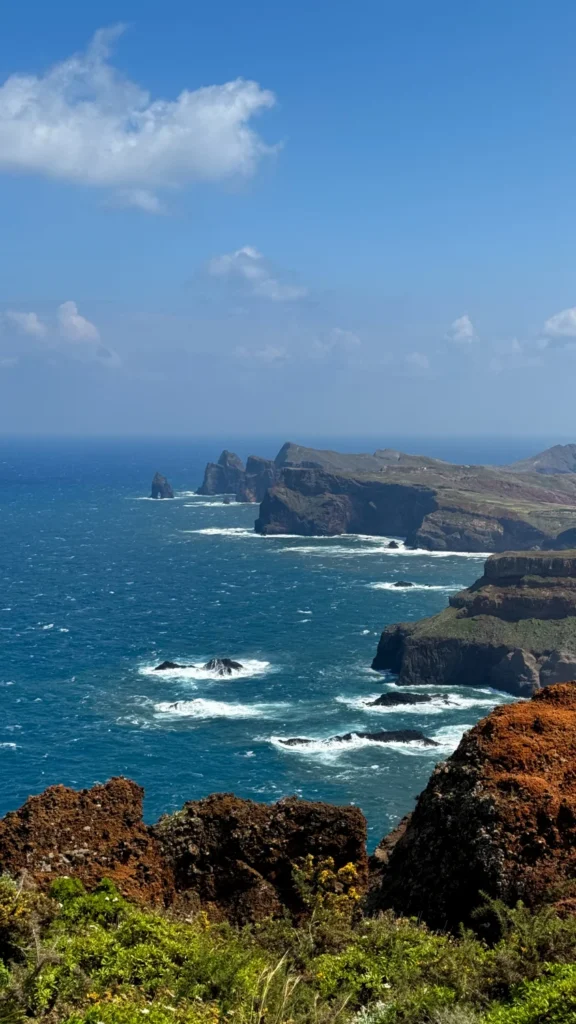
[184,527,257,537]
[335,692,505,715]
[154,698,284,719]
[368,582,464,592]
[139,658,271,681]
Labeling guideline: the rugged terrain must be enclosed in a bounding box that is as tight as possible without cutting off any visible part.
[371,682,576,929]
[372,550,576,694]
[198,441,576,550]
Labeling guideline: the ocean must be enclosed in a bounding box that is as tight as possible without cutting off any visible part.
[0,435,554,848]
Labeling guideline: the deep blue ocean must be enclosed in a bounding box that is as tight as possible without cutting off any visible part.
[0,436,556,848]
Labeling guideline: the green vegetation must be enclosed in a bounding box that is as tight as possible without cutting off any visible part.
[1,871,576,1024]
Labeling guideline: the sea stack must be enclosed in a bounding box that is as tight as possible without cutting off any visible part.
[197,450,246,496]
[151,472,174,499]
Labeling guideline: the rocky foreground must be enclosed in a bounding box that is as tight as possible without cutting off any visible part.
[373,550,576,694]
[3,684,576,932]
[197,441,576,550]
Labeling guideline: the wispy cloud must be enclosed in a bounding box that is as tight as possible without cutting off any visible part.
[208,246,307,301]
[543,306,576,339]
[5,310,47,337]
[446,313,475,343]
[235,344,289,364]
[0,27,276,212]
[4,301,120,368]
[405,351,430,371]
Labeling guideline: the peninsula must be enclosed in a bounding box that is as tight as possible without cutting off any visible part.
[198,441,576,551]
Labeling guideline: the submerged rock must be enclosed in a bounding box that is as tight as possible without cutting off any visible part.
[204,658,243,675]
[367,691,450,707]
[393,580,413,587]
[335,729,438,746]
[370,683,576,928]
[151,472,174,499]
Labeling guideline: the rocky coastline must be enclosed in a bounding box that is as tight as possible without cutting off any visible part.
[197,441,576,551]
[372,550,576,695]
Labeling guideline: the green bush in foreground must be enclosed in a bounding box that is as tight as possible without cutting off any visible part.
[0,872,576,1024]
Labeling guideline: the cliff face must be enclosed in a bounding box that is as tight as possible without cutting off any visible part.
[372,551,576,695]
[371,684,576,928]
[236,456,277,503]
[197,451,246,495]
[0,783,367,925]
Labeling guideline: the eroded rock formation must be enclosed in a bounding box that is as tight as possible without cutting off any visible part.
[0,782,368,925]
[197,451,246,496]
[372,551,576,695]
[151,472,174,499]
[370,683,576,928]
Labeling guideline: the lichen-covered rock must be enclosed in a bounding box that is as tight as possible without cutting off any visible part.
[370,684,576,928]
[153,792,368,924]
[0,778,171,904]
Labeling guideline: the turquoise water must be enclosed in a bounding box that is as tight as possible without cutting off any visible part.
[0,437,539,847]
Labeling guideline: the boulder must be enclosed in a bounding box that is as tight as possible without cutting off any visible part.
[153,793,368,924]
[204,658,243,676]
[0,778,171,905]
[370,684,576,928]
[151,472,174,499]
[367,692,450,707]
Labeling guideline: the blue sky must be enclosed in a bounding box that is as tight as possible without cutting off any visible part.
[2,1,576,436]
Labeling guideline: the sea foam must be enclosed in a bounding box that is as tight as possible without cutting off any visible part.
[139,658,271,682]
[154,698,284,719]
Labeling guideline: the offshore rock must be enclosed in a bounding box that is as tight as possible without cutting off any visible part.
[372,550,576,695]
[0,778,171,905]
[151,472,174,499]
[203,658,243,675]
[371,684,576,928]
[197,451,245,495]
[154,661,185,671]
[153,792,368,924]
[367,692,451,707]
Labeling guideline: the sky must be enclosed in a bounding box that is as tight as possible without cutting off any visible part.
[2,1,576,437]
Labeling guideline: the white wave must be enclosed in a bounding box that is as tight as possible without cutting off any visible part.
[139,658,271,682]
[277,543,490,559]
[368,582,463,592]
[184,527,256,537]
[270,731,440,759]
[335,693,504,715]
[41,623,55,630]
[154,698,284,719]
[433,724,471,752]
[0,742,17,750]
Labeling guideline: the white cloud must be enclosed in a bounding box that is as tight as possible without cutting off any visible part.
[235,344,289,364]
[116,189,165,214]
[310,327,361,359]
[208,246,307,301]
[5,310,47,337]
[446,313,475,343]
[543,307,576,338]
[0,27,276,210]
[405,351,430,371]
[57,301,99,343]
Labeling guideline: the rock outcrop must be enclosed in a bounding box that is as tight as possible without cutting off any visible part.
[0,778,171,905]
[151,472,174,499]
[236,456,277,503]
[153,793,368,923]
[371,684,576,928]
[197,451,246,496]
[0,782,367,925]
[372,551,576,695]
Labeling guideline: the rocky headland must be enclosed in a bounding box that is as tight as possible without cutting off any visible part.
[372,550,576,695]
[371,682,576,928]
[198,441,576,550]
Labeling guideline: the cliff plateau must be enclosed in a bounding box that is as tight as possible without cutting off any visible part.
[372,551,576,695]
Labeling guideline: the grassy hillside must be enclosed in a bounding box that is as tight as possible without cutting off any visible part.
[2,868,576,1024]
